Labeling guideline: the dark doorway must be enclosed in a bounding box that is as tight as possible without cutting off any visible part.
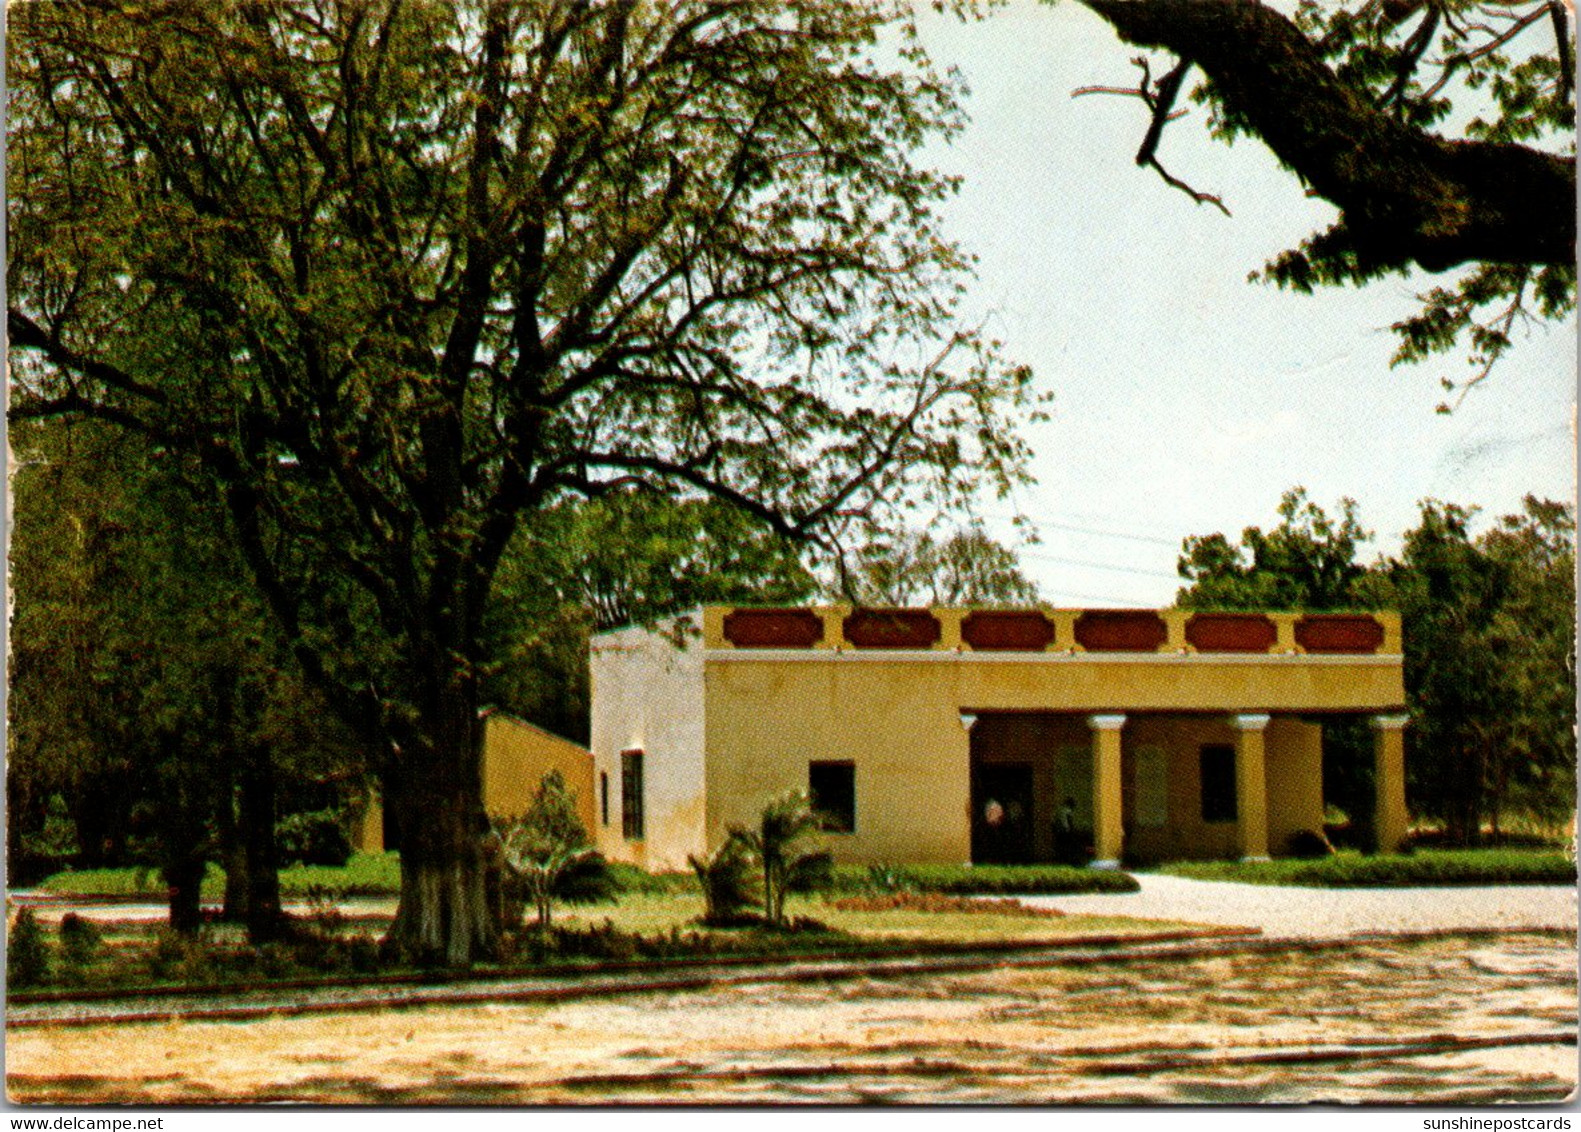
[971,762,1035,864]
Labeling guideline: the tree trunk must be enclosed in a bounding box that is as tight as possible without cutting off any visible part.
[385,793,496,965]
[216,759,250,923]
[240,748,285,944]
[165,853,206,935]
[383,688,496,966]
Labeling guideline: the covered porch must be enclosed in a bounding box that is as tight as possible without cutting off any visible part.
[965,709,1408,867]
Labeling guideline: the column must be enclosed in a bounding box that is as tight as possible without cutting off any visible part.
[1232,713,1271,861]
[1371,714,1410,853]
[1087,714,1126,868]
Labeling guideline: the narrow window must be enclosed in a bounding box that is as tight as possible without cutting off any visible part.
[600,771,610,827]
[809,761,856,833]
[621,750,645,840]
[1200,744,1237,823]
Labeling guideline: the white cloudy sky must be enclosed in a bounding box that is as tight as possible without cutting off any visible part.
[906,2,1577,607]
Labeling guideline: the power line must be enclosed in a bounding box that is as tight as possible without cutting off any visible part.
[985,511,1180,548]
[1018,549,1179,580]
[1040,589,1159,608]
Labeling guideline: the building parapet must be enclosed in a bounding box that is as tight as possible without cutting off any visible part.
[702,606,1402,657]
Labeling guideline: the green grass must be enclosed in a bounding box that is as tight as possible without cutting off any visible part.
[10,888,1204,998]
[278,853,403,896]
[1157,848,1576,887]
[563,892,1193,947]
[36,856,1136,901]
[37,853,406,900]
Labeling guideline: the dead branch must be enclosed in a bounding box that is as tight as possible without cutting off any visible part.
[1073,55,1230,216]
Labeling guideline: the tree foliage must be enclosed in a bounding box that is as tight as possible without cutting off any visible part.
[1075,0,1575,403]
[1177,489,1576,842]
[1379,496,1576,840]
[481,493,818,743]
[845,522,1040,606]
[1176,488,1377,611]
[9,0,1037,964]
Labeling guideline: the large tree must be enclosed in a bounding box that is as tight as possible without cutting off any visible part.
[1075,0,1575,405]
[1176,487,1377,612]
[8,1,1037,963]
[1175,488,1385,839]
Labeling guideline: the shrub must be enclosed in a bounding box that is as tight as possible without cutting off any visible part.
[728,792,834,927]
[58,912,103,967]
[830,863,1139,896]
[1285,829,1336,859]
[1161,848,1576,887]
[501,771,617,936]
[275,808,354,868]
[8,909,50,987]
[605,862,690,894]
[144,930,218,984]
[689,833,761,926]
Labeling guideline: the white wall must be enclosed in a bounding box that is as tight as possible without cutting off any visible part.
[588,614,707,871]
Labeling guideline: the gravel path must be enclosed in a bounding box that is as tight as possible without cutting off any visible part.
[1024,874,1578,939]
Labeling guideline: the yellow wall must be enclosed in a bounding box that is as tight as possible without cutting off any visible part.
[481,713,597,834]
[704,659,973,867]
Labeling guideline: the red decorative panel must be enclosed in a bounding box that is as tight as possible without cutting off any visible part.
[1294,614,1385,654]
[843,608,941,649]
[1185,613,1277,653]
[1074,610,1168,652]
[722,608,824,648]
[961,610,1056,651]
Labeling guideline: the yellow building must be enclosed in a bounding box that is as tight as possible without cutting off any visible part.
[590,606,1408,872]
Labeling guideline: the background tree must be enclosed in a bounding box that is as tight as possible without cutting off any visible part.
[1177,488,1376,611]
[482,493,818,744]
[846,522,1041,606]
[9,1,1037,964]
[1378,496,1576,842]
[1178,488,1576,845]
[8,421,362,939]
[1073,0,1574,404]
[1175,487,1383,841]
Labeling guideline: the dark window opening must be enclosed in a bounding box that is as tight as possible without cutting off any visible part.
[600,771,610,827]
[1200,744,1237,823]
[809,761,856,833]
[621,751,645,840]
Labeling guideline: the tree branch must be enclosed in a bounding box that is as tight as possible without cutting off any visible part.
[1079,0,1575,271]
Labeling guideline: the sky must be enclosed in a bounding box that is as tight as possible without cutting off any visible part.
[904,2,1577,607]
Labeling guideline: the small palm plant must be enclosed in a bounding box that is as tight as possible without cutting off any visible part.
[688,832,760,925]
[500,771,615,939]
[735,791,833,927]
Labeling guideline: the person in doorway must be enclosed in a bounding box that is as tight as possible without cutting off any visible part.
[1054,796,1079,865]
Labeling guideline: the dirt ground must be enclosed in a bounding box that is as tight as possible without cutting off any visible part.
[8,933,1575,1105]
